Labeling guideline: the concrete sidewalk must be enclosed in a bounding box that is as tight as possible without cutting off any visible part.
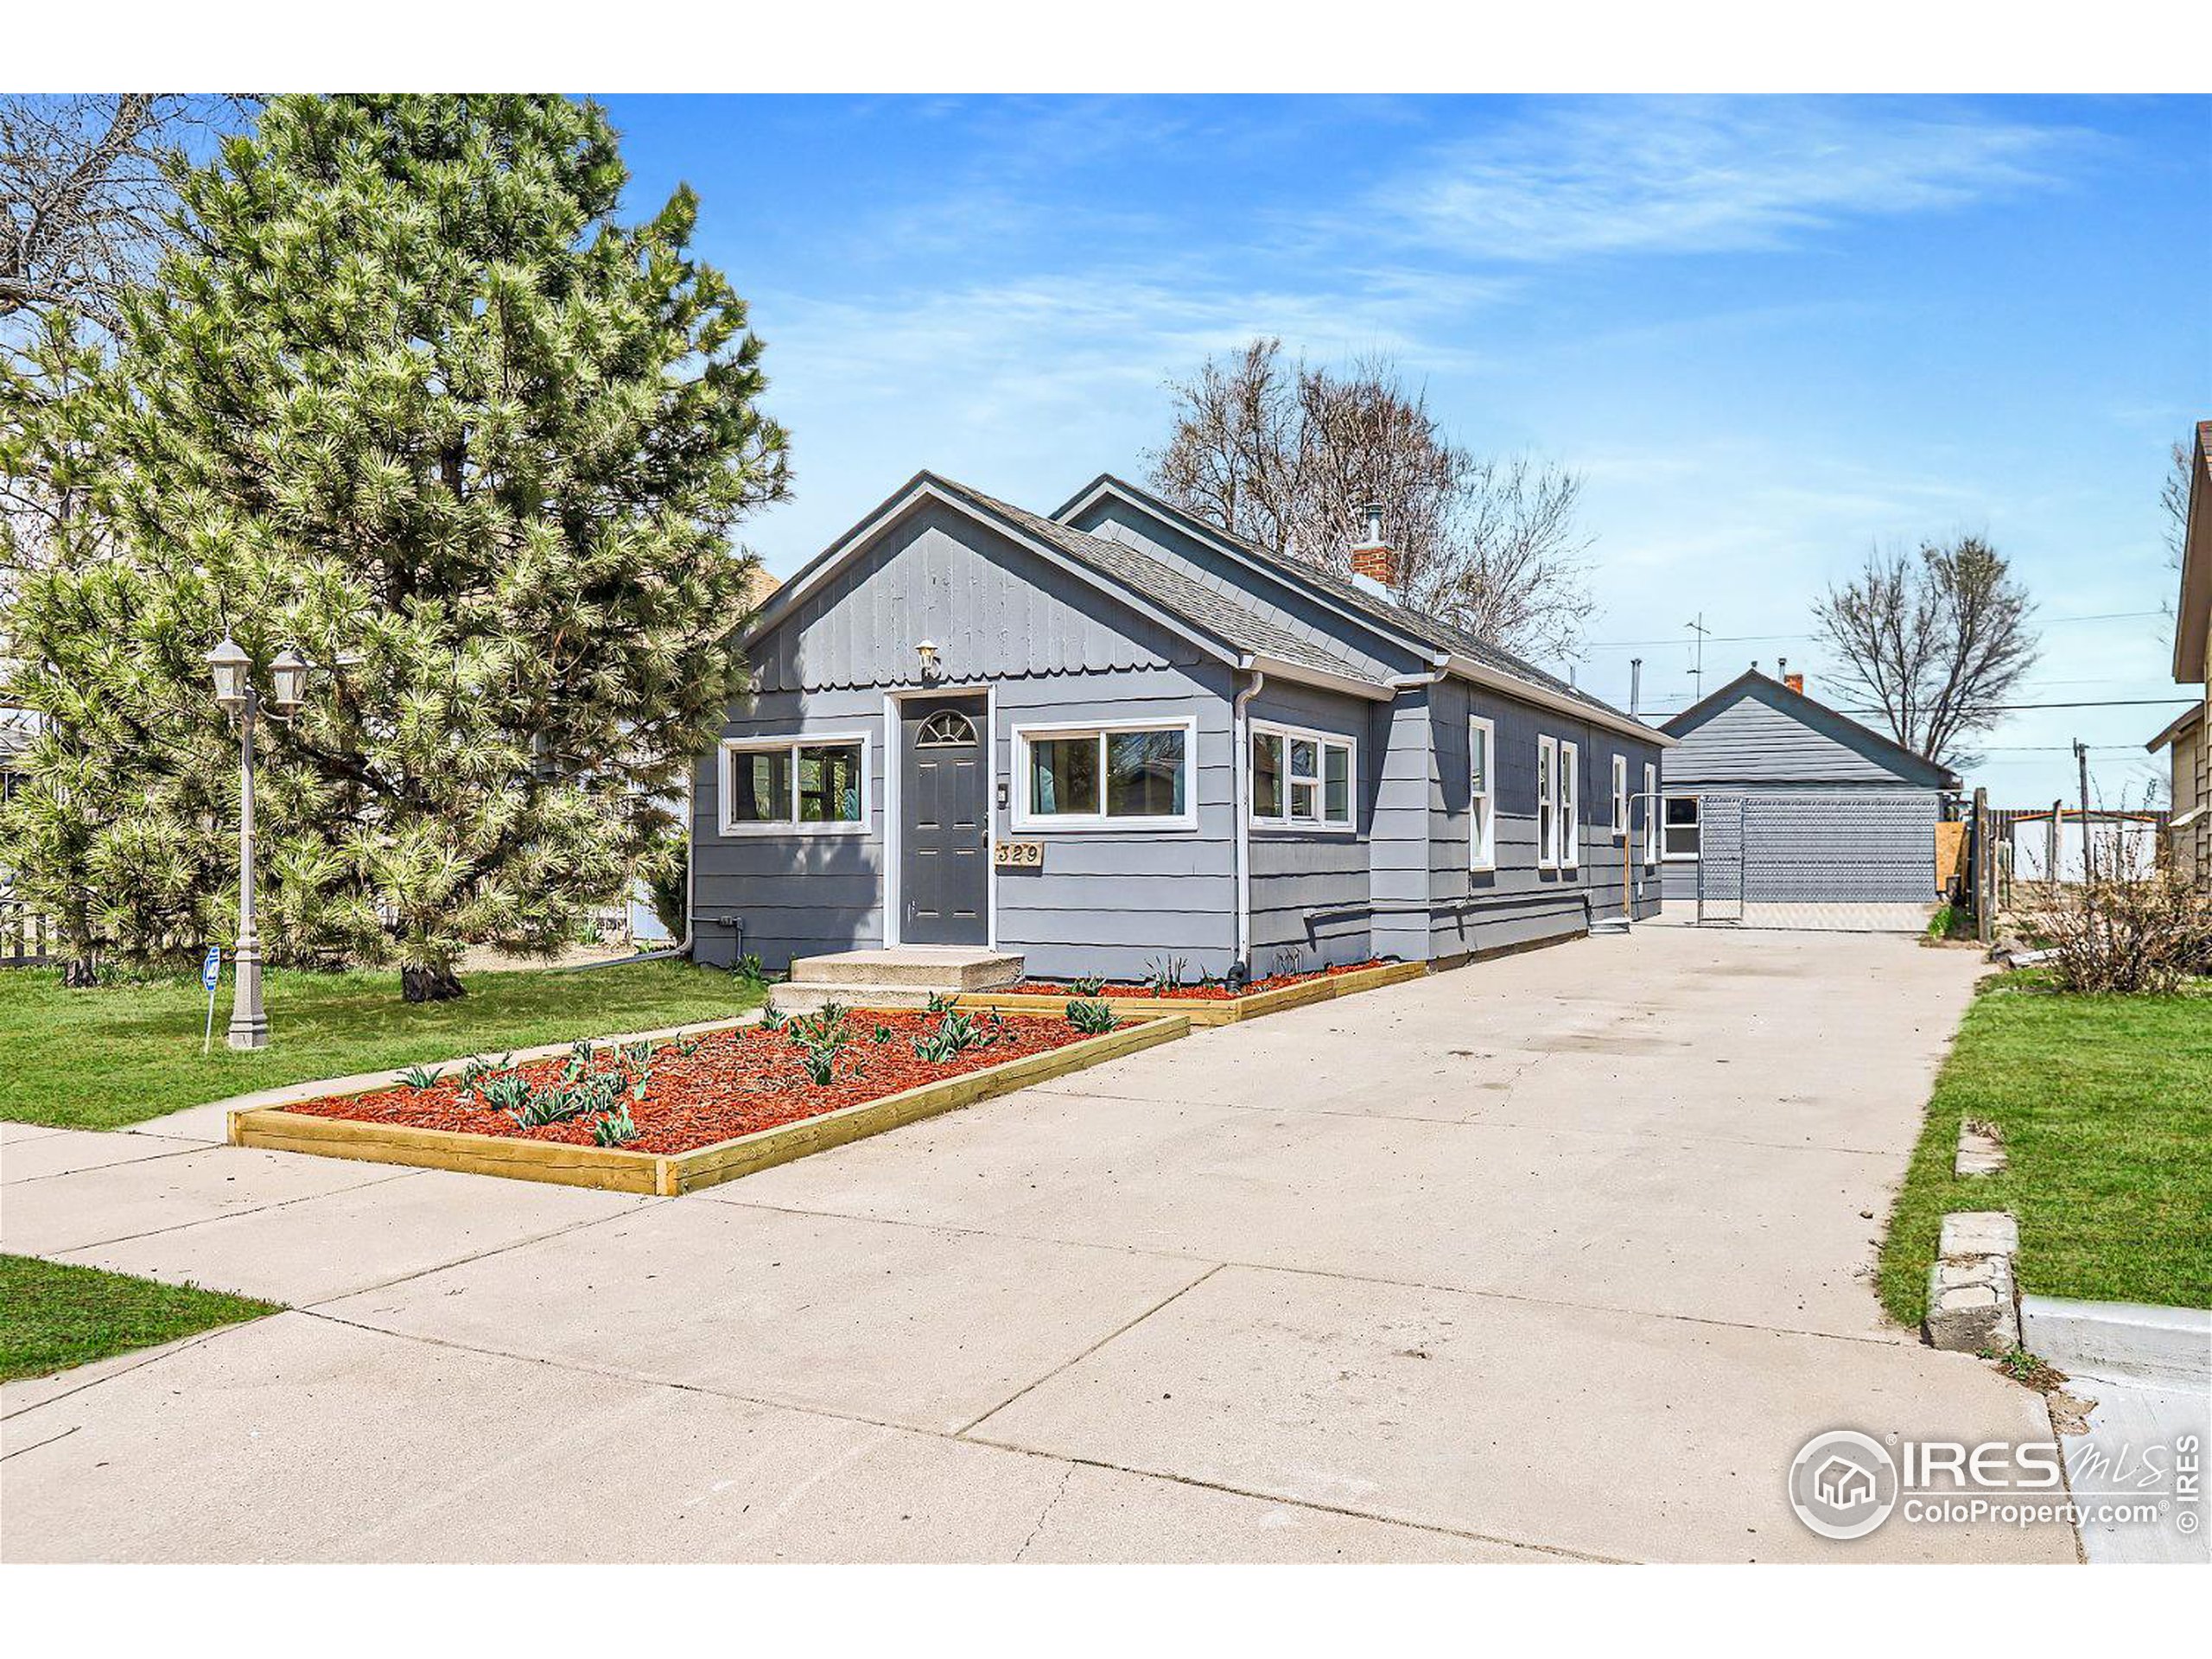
[2,926,2075,1562]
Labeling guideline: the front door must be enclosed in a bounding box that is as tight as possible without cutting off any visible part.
[900,696,989,945]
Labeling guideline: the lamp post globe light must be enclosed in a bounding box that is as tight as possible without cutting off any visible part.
[207,635,315,1051]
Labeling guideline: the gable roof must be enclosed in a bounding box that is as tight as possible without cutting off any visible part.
[1052,474,1669,747]
[2145,700,2202,753]
[2176,419,2211,683]
[745,472,1396,701]
[1660,669,1961,791]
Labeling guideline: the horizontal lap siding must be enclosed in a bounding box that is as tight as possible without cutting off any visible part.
[693,684,890,969]
[994,669,1237,982]
[1247,679,1375,972]
[1420,683,1665,961]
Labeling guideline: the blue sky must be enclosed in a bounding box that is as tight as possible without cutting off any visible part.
[601,93,2210,804]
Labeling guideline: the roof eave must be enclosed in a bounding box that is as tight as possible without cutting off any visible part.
[1245,653,1395,702]
[735,474,1248,673]
[1442,654,1675,747]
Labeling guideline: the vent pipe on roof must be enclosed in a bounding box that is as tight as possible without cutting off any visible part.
[1630,658,1643,716]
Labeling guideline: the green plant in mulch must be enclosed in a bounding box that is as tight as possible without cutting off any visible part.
[1070,975,1107,998]
[924,990,962,1014]
[480,1072,532,1116]
[1141,955,1190,995]
[397,1064,444,1090]
[913,1009,986,1063]
[591,1102,640,1147]
[1065,999,1117,1036]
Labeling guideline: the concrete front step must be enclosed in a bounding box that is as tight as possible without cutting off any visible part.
[786,948,1025,992]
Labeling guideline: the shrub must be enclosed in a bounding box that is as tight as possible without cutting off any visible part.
[2022,844,2212,994]
[1065,999,1117,1035]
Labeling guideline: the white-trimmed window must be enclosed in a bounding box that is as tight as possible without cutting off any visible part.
[1250,721,1356,831]
[1536,734,1559,870]
[720,733,869,835]
[1663,794,1701,861]
[1469,716,1496,870]
[1014,717,1196,830]
[1611,754,1629,842]
[1560,741,1580,869]
[1643,763,1659,867]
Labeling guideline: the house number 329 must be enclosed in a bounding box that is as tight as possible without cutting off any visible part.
[994,840,1044,869]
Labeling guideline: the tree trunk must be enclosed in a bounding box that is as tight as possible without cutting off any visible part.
[60,955,99,988]
[401,963,466,1003]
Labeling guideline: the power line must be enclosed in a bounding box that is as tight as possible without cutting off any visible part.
[1636,695,2196,719]
[1583,609,2166,650]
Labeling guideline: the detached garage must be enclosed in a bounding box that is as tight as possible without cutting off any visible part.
[1658,669,1961,931]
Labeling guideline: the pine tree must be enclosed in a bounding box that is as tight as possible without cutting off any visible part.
[0,95,787,998]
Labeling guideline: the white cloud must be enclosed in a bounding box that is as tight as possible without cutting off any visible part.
[1370,98,2088,263]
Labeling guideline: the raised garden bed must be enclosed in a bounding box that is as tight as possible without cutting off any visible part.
[230,1007,1188,1194]
[969,958,1427,1027]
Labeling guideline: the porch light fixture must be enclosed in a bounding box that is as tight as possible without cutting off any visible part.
[916,639,940,679]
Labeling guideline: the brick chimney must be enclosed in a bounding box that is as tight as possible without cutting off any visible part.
[1349,502,1395,593]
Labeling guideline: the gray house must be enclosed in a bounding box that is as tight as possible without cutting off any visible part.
[691,471,1670,982]
[1658,668,1960,930]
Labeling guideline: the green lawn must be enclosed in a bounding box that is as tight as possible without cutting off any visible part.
[1879,972,2212,1325]
[0,960,761,1130]
[1,1253,281,1382]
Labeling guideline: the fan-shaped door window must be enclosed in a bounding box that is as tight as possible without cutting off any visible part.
[915,710,978,748]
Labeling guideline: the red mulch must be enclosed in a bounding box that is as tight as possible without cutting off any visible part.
[1012,960,1389,1001]
[283,1009,1107,1157]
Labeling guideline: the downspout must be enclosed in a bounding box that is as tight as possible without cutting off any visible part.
[1232,665,1265,978]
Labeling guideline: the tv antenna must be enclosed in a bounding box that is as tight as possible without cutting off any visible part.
[1685,614,1710,698]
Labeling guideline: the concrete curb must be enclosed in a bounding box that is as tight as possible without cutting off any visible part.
[1924,1210,2022,1353]
[2020,1295,2212,1389]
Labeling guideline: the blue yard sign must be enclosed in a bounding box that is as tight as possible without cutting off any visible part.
[201,944,223,1054]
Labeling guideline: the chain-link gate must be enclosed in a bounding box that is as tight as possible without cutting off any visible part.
[1696,795,1745,923]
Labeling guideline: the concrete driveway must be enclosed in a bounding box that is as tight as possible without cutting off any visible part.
[2,925,2075,1563]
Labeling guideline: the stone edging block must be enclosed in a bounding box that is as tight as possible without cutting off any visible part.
[1925,1208,2022,1353]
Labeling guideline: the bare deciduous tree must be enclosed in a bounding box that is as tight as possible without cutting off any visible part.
[1146,338,1595,660]
[2,95,251,592]
[1813,535,2037,772]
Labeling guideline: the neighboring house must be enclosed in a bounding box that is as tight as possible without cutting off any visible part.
[690,471,1672,981]
[2149,419,2210,891]
[1657,668,1961,931]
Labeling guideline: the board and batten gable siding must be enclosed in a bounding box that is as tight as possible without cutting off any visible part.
[748,498,1202,695]
[1064,498,1429,687]
[1246,677,1376,972]
[695,495,1246,978]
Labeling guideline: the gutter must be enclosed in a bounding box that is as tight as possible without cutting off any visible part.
[1231,666,1265,977]
[1441,653,1677,748]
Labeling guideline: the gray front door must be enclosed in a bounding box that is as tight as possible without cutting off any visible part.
[900,696,988,945]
